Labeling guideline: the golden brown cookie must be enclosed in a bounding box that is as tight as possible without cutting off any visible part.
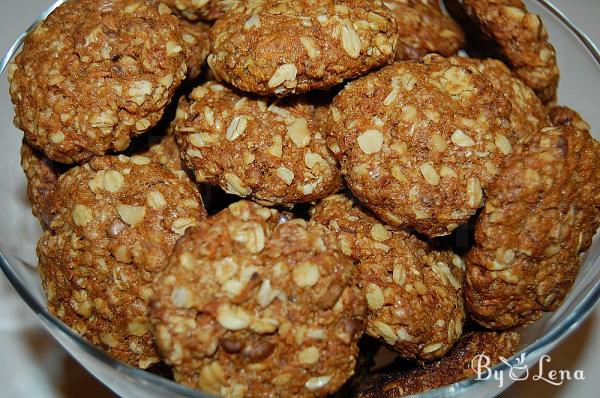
[21,133,192,228]
[384,0,464,60]
[150,200,366,397]
[208,0,398,96]
[356,331,521,397]
[466,124,600,329]
[449,56,549,144]
[174,82,342,205]
[38,155,206,368]
[311,194,465,362]
[329,55,513,237]
[445,0,560,103]
[8,0,187,164]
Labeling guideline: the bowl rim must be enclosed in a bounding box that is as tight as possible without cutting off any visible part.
[1,0,600,397]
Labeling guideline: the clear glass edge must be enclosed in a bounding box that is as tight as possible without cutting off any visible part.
[0,0,599,397]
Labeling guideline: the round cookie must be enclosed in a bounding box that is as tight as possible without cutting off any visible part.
[384,0,465,60]
[329,55,513,237]
[356,331,520,397]
[444,0,559,103]
[37,155,206,368]
[466,123,600,329]
[21,133,192,228]
[174,81,342,206]
[310,194,465,362]
[160,0,236,22]
[8,0,188,164]
[150,200,366,397]
[180,20,211,81]
[208,0,398,96]
[448,56,548,144]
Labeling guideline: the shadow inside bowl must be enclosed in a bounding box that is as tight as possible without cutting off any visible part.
[22,327,115,398]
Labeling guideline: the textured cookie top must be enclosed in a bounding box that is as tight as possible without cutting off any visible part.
[449,56,548,144]
[445,0,559,103]
[208,0,398,95]
[160,0,236,21]
[384,0,464,60]
[151,200,366,397]
[329,55,513,236]
[44,154,206,278]
[311,194,465,362]
[22,133,194,229]
[174,81,342,205]
[356,331,520,397]
[37,155,205,367]
[466,124,600,329]
[9,0,187,164]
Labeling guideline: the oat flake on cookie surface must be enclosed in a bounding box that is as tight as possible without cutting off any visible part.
[151,200,366,397]
[208,0,398,96]
[329,55,513,237]
[38,155,206,368]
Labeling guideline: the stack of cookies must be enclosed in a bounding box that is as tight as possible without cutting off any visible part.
[8,0,600,397]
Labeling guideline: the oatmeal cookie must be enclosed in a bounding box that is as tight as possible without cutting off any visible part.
[329,55,513,237]
[384,0,464,60]
[311,194,465,362]
[356,331,520,397]
[174,82,342,205]
[150,200,366,397]
[548,106,590,130]
[180,20,211,81]
[37,155,206,368]
[445,0,559,103]
[466,124,600,329]
[449,56,548,143]
[22,133,191,228]
[208,0,398,96]
[160,0,237,22]
[8,0,187,164]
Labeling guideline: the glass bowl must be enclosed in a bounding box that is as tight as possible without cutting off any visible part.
[1,1,600,397]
